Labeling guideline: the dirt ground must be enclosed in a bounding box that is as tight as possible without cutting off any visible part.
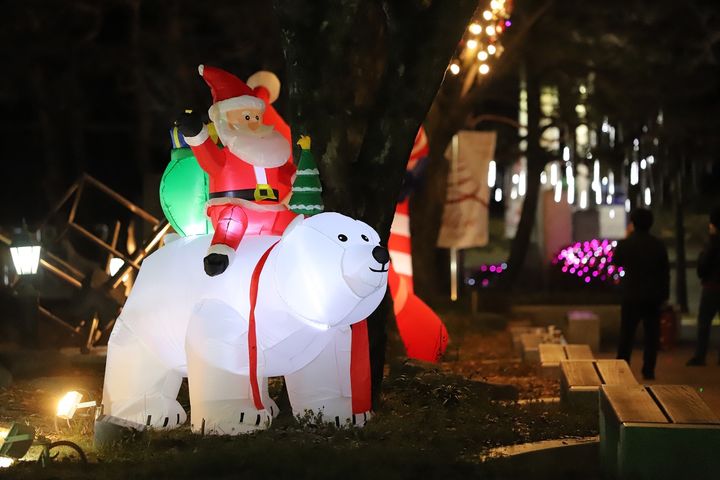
[0,313,595,479]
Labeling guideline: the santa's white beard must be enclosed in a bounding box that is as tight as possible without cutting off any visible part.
[215,121,290,168]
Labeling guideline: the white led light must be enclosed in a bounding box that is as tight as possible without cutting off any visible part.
[580,190,588,209]
[488,160,496,187]
[554,181,562,203]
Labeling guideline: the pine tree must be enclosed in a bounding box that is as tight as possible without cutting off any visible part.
[289,135,324,216]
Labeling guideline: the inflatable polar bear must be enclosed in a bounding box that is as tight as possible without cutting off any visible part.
[101,213,388,435]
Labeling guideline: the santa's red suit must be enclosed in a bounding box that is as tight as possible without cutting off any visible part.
[183,65,297,261]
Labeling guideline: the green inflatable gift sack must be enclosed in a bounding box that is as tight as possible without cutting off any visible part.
[160,147,213,236]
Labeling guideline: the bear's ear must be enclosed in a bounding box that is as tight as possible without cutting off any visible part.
[282,214,305,238]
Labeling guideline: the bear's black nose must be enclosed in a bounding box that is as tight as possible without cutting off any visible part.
[372,246,390,264]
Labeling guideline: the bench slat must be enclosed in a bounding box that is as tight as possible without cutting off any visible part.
[602,385,668,424]
[649,385,720,425]
[561,360,602,387]
[595,360,638,386]
[520,333,543,349]
[564,344,594,360]
[539,344,566,364]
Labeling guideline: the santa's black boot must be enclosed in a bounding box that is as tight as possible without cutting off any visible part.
[204,253,229,276]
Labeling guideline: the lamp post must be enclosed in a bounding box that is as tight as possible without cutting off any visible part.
[9,230,41,276]
[9,229,42,347]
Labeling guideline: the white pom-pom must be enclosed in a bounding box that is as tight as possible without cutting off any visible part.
[247,71,281,104]
[198,64,205,76]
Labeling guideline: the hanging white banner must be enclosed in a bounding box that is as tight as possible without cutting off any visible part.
[437,130,496,249]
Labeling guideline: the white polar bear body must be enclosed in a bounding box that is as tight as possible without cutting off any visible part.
[102,213,388,434]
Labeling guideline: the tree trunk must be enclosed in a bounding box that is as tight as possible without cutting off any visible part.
[674,156,688,313]
[499,65,544,289]
[273,0,477,405]
[130,0,151,177]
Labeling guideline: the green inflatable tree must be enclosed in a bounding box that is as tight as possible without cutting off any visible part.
[289,135,324,216]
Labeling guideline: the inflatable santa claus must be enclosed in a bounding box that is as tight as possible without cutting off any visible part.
[178,65,297,276]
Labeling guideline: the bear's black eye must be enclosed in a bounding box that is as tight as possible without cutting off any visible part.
[255,116,260,121]
[338,234,348,242]
[361,234,369,242]
[245,115,250,121]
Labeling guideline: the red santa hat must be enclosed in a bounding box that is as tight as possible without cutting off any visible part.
[198,64,281,113]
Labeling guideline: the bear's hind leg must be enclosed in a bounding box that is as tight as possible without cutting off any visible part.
[186,299,277,435]
[102,318,187,429]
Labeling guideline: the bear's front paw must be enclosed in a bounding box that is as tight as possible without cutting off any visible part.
[192,399,278,436]
[200,409,273,435]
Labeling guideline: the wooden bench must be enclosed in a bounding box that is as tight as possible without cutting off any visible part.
[560,359,637,408]
[600,384,720,479]
[519,330,564,363]
[566,310,600,352]
[539,344,594,378]
[510,325,549,353]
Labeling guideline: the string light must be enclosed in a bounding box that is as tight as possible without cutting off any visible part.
[580,190,588,209]
[550,162,558,186]
[566,164,575,205]
[495,187,502,202]
[488,160,496,187]
[644,187,652,206]
[630,161,639,185]
[554,181,562,203]
[449,1,512,84]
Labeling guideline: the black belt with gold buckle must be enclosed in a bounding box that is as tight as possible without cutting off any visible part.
[210,188,279,202]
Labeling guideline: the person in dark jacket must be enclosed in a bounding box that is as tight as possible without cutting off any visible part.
[687,207,720,366]
[612,208,670,380]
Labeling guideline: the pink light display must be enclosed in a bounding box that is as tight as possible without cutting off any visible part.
[552,239,624,285]
[467,262,507,288]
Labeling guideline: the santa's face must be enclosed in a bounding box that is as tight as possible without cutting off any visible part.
[210,107,290,168]
[226,108,270,136]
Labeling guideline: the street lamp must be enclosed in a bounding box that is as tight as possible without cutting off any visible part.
[9,230,41,276]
